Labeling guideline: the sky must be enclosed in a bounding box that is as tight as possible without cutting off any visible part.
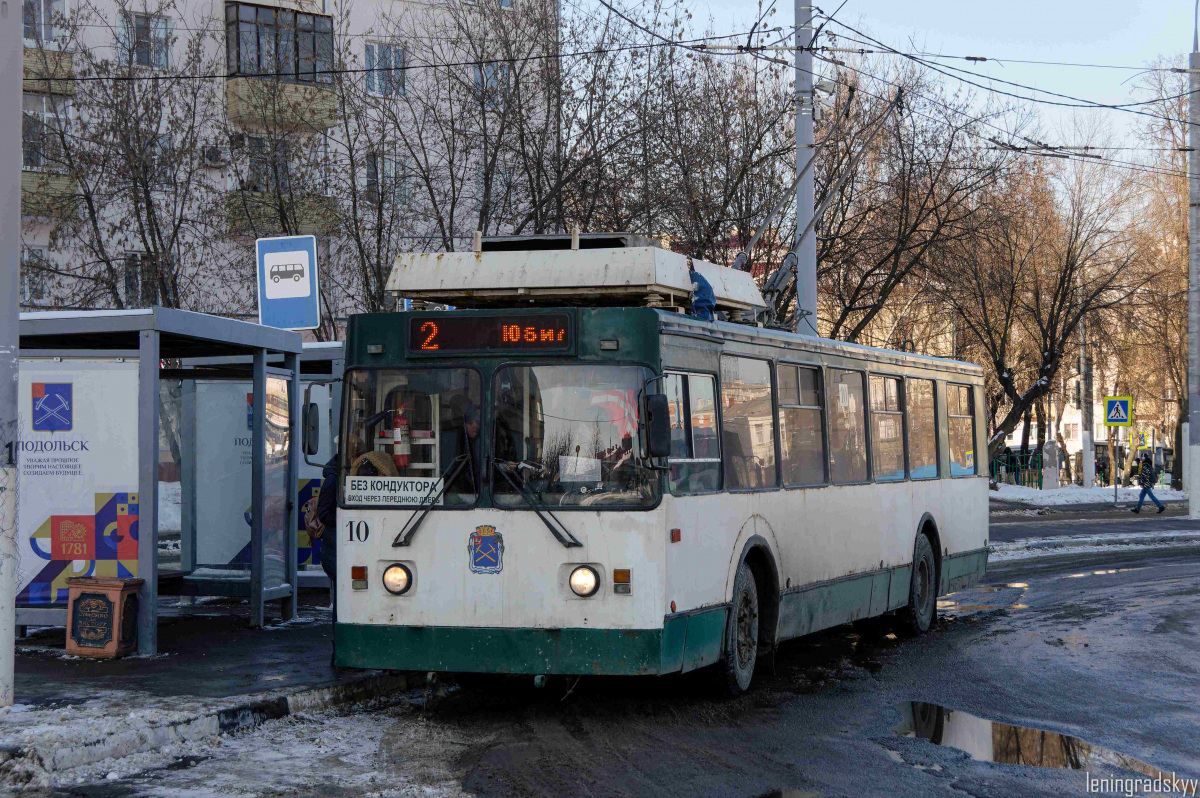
[690,0,1195,147]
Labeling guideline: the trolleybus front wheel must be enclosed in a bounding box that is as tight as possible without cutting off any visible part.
[897,532,937,637]
[721,559,759,696]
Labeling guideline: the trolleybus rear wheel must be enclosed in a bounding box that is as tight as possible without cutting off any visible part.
[897,533,936,637]
[721,559,759,696]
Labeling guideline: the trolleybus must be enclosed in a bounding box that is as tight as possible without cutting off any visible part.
[325,235,988,694]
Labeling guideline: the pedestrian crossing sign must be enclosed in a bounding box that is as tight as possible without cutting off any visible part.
[1104,396,1132,427]
[1137,431,1150,450]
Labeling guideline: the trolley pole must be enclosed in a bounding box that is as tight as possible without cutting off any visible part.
[1189,11,1200,519]
[793,1,818,336]
[0,0,24,705]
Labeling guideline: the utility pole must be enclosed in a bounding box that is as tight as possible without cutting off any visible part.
[793,1,818,336]
[1081,324,1095,490]
[1189,6,1200,519]
[1,0,24,705]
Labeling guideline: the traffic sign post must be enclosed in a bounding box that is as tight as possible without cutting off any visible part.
[256,236,321,331]
[1104,396,1133,506]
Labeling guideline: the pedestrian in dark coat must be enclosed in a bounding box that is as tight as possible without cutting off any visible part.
[1131,453,1164,514]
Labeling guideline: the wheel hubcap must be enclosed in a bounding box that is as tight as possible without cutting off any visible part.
[736,588,758,668]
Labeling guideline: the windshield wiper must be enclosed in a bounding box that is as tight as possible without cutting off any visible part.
[493,459,583,548]
[392,453,471,547]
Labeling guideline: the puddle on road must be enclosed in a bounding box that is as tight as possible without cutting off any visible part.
[1063,568,1144,580]
[894,702,1180,780]
[938,582,1029,616]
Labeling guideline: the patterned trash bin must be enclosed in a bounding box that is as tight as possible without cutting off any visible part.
[65,577,144,659]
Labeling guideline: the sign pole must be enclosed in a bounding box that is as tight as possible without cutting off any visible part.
[0,0,24,706]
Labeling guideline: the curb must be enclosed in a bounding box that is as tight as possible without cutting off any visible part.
[989,531,1200,563]
[1,672,409,783]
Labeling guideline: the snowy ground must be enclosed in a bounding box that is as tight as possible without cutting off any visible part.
[991,483,1187,506]
[159,480,182,533]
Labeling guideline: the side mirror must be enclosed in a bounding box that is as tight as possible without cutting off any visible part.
[644,394,672,458]
[303,402,320,456]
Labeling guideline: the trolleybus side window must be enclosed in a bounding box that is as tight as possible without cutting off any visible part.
[827,368,868,484]
[947,383,977,476]
[720,356,778,490]
[491,364,661,508]
[777,364,826,487]
[906,378,939,479]
[664,372,722,495]
[869,375,905,482]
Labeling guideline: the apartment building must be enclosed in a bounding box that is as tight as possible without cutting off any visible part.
[20,0,544,322]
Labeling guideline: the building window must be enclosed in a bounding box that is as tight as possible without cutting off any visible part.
[777,364,825,487]
[869,375,905,482]
[366,153,409,205]
[22,93,65,172]
[473,62,509,109]
[225,2,332,84]
[123,252,158,307]
[246,136,289,193]
[23,0,64,43]
[827,369,867,484]
[720,356,777,490]
[21,248,47,303]
[907,378,938,479]
[948,383,977,476]
[663,373,721,494]
[366,43,404,96]
[123,13,170,69]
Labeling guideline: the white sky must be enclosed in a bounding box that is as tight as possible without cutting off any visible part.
[690,0,1195,147]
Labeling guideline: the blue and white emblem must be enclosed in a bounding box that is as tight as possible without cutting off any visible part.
[468,525,504,574]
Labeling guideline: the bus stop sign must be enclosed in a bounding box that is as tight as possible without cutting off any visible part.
[257,235,320,330]
[1104,396,1131,427]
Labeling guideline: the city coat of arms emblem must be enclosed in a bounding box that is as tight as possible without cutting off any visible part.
[468,525,504,574]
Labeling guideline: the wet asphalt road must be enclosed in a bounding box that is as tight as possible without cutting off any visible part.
[43,543,1200,798]
[989,507,1200,543]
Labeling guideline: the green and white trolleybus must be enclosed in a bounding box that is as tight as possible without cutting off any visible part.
[329,234,988,693]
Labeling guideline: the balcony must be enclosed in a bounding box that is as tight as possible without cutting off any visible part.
[225,78,339,131]
[22,170,74,217]
[225,191,337,236]
[24,47,74,95]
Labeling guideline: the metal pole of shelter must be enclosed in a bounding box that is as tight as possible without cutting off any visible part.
[251,350,266,627]
[137,330,161,655]
[793,1,818,336]
[1188,9,1200,518]
[0,0,24,705]
[283,352,300,621]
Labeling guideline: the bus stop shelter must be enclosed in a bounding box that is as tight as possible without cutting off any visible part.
[17,308,304,655]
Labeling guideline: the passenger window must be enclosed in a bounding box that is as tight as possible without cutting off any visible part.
[720,356,778,489]
[665,373,722,494]
[869,375,905,482]
[907,378,938,479]
[948,383,977,476]
[827,369,867,484]
[778,364,826,486]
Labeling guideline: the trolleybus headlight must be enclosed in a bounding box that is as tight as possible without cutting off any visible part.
[382,563,413,595]
[569,566,600,597]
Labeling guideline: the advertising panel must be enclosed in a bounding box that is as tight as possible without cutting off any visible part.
[16,359,140,606]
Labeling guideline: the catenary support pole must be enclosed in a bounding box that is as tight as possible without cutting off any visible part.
[793,1,818,336]
[0,0,23,706]
[1081,325,1095,490]
[1188,8,1200,518]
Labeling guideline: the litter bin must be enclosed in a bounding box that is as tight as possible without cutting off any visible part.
[65,577,144,659]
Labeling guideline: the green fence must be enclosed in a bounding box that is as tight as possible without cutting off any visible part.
[990,451,1043,489]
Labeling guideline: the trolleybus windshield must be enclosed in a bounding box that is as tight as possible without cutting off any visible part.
[492,364,660,508]
[341,368,483,507]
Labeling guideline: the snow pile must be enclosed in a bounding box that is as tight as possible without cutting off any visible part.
[991,483,1186,506]
[158,480,182,533]
[990,530,1200,562]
